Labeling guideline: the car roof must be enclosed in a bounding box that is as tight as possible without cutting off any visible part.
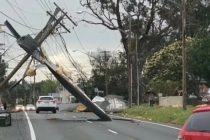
[16,104,24,106]
[193,105,210,113]
[39,96,53,98]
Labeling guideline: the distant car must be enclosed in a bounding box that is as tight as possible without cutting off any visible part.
[0,110,11,126]
[25,104,36,111]
[36,96,57,114]
[15,105,25,112]
[199,92,210,103]
[178,105,210,140]
[0,104,4,110]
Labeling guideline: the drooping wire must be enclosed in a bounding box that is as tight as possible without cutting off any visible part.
[4,53,27,63]
[72,28,88,52]
[58,33,88,79]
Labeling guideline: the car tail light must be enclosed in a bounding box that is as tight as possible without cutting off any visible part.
[51,101,56,104]
[177,135,184,140]
[37,100,42,103]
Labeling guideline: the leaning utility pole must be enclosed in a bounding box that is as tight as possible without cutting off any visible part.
[3,3,111,121]
[182,0,187,110]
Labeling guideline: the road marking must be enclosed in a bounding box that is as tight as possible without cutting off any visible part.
[24,111,37,140]
[108,129,118,134]
[72,116,76,118]
[111,115,181,130]
[140,120,181,130]
[86,121,93,124]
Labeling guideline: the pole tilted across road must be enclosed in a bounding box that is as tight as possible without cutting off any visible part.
[2,4,111,121]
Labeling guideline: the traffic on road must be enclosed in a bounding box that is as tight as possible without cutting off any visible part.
[1,0,210,140]
[0,110,180,140]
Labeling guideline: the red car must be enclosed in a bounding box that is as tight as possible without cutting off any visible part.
[178,105,210,140]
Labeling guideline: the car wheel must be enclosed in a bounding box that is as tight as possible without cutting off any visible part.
[52,109,56,114]
[8,116,11,126]
[4,115,11,126]
[36,110,39,114]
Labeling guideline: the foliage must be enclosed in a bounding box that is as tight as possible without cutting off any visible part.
[143,39,196,95]
[143,41,183,81]
[35,80,59,96]
[77,50,128,98]
[108,51,128,97]
[149,80,180,96]
[2,81,31,106]
[0,55,8,82]
[188,37,210,82]
[80,0,210,103]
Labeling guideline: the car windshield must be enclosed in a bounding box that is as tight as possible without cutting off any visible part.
[186,111,210,132]
[26,104,34,107]
[39,97,53,100]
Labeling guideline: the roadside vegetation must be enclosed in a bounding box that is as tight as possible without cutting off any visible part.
[120,105,195,126]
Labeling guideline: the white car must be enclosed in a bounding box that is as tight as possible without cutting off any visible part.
[26,104,36,111]
[0,104,4,110]
[36,96,57,114]
[15,105,25,112]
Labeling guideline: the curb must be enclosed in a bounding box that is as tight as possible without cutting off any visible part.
[110,114,181,131]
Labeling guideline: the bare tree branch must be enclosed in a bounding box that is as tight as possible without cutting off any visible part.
[81,19,117,30]
[143,0,158,36]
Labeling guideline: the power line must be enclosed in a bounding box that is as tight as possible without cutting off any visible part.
[0,11,40,30]
[6,0,36,33]
[42,0,53,11]
[39,0,51,11]
[4,53,26,63]
[73,28,88,52]
[50,34,87,80]
[58,33,88,79]
[34,0,46,11]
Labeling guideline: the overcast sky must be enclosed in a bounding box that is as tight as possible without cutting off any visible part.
[0,0,122,83]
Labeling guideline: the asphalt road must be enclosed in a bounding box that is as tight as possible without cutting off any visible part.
[0,111,180,140]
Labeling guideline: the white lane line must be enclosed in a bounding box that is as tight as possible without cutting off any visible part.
[86,121,93,124]
[108,129,118,134]
[140,120,181,130]
[24,111,37,140]
[111,115,181,130]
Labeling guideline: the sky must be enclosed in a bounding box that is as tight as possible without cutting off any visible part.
[0,0,122,83]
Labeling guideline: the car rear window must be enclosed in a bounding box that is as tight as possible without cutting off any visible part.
[39,97,53,100]
[186,111,210,132]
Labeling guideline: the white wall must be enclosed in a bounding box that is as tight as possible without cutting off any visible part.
[159,96,183,107]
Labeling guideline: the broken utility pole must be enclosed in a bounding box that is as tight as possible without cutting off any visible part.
[2,3,111,121]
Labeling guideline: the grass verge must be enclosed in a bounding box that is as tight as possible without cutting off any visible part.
[119,105,195,126]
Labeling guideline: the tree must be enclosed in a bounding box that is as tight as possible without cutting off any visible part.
[35,80,59,96]
[79,0,210,103]
[188,37,210,83]
[143,41,184,81]
[143,37,210,96]
[0,55,7,83]
[78,50,128,98]
[2,80,31,106]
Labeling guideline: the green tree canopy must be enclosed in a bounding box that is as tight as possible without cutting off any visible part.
[0,55,7,83]
[188,37,210,82]
[77,50,128,98]
[35,80,59,96]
